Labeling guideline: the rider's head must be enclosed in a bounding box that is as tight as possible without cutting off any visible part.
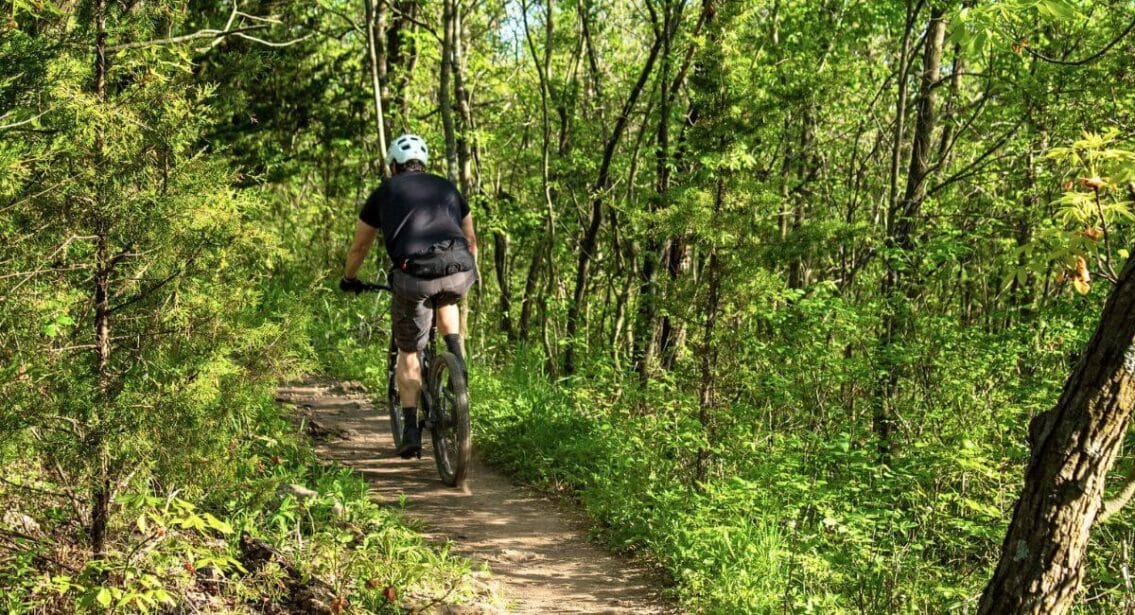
[386,134,429,175]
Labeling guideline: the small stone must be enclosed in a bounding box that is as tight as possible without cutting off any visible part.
[280,484,319,500]
[2,511,40,535]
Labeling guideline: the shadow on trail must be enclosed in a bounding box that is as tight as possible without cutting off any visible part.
[277,380,677,614]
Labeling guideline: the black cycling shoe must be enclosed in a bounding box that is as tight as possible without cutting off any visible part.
[397,408,422,459]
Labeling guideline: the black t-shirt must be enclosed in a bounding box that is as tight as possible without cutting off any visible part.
[359,171,470,262]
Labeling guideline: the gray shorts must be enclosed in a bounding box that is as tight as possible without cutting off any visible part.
[390,268,476,352]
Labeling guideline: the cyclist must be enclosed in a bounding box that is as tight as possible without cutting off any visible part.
[340,134,478,459]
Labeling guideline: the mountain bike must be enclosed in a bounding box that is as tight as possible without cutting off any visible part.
[357,281,471,488]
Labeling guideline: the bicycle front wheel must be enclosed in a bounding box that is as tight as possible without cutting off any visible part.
[430,352,470,488]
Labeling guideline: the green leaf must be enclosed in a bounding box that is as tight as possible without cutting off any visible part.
[96,587,112,608]
[1037,0,1078,20]
[202,512,232,535]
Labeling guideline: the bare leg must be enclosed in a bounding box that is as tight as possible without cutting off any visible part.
[396,350,422,409]
[436,303,461,337]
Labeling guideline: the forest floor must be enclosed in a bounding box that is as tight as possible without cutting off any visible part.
[276,378,677,614]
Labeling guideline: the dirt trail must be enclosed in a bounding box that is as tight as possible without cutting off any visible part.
[277,379,676,614]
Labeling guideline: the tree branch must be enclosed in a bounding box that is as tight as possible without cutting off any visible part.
[1026,16,1135,67]
[107,0,312,52]
[1100,461,1135,523]
[0,109,51,132]
[106,26,269,51]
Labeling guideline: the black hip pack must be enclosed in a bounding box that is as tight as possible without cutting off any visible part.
[400,238,475,279]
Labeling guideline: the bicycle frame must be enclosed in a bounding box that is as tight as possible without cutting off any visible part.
[361,282,440,430]
[355,278,470,486]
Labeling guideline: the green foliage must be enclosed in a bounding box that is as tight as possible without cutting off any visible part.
[464,307,1125,613]
[0,5,487,613]
[5,0,1135,612]
[0,384,485,612]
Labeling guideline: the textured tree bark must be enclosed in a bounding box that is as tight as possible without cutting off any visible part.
[90,0,111,560]
[493,230,513,339]
[979,255,1135,614]
[518,243,543,340]
[451,0,473,196]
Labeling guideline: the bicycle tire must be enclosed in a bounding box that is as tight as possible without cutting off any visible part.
[387,337,404,450]
[430,352,470,488]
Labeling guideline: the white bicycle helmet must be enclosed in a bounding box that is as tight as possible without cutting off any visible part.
[386,133,429,166]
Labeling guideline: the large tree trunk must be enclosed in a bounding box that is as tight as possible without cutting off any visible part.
[451,0,473,195]
[517,0,556,350]
[979,255,1135,614]
[493,230,513,339]
[518,242,543,340]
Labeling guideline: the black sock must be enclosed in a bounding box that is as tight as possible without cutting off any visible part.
[444,334,463,361]
[402,406,417,431]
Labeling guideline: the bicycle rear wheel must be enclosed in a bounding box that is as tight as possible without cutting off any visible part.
[387,337,404,450]
[430,352,470,487]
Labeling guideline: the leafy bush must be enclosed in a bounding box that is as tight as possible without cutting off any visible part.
[470,324,1130,613]
[0,381,489,613]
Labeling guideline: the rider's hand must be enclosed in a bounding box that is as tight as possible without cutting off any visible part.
[339,277,364,294]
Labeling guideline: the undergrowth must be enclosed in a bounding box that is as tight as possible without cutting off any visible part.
[468,334,1135,614]
[0,377,487,613]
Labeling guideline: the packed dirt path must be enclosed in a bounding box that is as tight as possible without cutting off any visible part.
[277,379,677,614]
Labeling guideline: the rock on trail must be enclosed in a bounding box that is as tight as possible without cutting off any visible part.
[277,379,677,614]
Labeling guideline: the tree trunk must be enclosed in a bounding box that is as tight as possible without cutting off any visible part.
[564,6,664,375]
[978,255,1135,614]
[695,173,725,487]
[874,6,945,455]
[387,0,419,126]
[451,0,473,195]
[518,0,557,352]
[364,0,388,169]
[518,242,543,340]
[90,0,111,560]
[439,0,458,181]
[493,221,513,340]
[634,2,674,380]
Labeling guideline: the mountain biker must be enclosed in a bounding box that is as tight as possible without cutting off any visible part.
[339,134,478,459]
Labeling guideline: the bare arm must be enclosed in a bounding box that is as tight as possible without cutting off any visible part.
[343,219,379,280]
[461,214,478,262]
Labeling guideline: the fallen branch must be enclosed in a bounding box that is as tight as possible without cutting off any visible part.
[238,534,338,614]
